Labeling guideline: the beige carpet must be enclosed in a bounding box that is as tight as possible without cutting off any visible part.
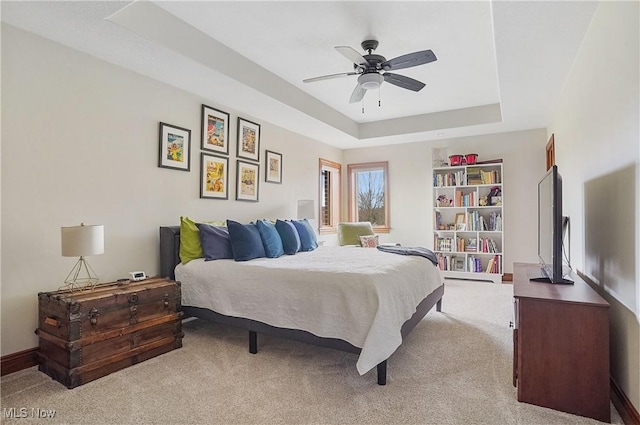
[1,279,622,424]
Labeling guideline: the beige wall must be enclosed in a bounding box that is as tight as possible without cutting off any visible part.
[0,25,342,356]
[343,128,547,273]
[549,1,639,412]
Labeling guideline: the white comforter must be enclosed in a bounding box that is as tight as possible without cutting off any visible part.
[175,245,443,375]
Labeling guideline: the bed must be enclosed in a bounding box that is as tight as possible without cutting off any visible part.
[159,226,444,385]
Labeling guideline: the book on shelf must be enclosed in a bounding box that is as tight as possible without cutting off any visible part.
[480,170,502,184]
[481,238,498,253]
[468,256,482,272]
[466,166,483,185]
[487,212,502,231]
[436,253,457,271]
[456,237,465,252]
[434,170,464,187]
[434,236,455,252]
[485,255,502,273]
[465,238,477,252]
[486,257,495,273]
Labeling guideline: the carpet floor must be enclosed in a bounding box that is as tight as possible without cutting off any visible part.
[1,279,622,424]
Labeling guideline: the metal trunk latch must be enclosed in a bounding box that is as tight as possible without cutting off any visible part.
[89,308,100,326]
[130,305,138,324]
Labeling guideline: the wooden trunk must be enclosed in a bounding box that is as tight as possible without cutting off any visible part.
[36,277,183,388]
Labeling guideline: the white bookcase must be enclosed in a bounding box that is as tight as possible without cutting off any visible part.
[432,163,504,283]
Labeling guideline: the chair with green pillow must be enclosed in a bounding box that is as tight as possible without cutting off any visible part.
[337,222,375,246]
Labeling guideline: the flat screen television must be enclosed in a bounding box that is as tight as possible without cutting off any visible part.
[529,165,573,284]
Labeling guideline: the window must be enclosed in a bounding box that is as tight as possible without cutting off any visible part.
[318,158,341,234]
[347,161,389,233]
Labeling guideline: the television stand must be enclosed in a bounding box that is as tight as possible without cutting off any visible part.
[513,262,610,422]
[526,266,574,284]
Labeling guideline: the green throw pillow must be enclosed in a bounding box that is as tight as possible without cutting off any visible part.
[337,222,374,246]
[180,216,203,264]
[179,216,226,264]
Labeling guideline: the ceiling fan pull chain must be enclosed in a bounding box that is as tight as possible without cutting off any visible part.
[362,98,365,114]
[378,87,381,107]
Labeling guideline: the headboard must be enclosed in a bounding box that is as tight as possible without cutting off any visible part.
[160,226,181,280]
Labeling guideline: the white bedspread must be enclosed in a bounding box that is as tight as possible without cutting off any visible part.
[175,245,443,375]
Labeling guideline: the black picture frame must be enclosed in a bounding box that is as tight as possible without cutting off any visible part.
[236,160,259,202]
[158,122,191,171]
[265,150,283,184]
[200,153,229,200]
[236,117,261,162]
[201,104,230,155]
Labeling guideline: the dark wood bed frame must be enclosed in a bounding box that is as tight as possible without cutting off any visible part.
[159,226,444,385]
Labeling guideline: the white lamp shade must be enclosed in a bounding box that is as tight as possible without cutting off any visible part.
[61,224,104,257]
[297,200,316,220]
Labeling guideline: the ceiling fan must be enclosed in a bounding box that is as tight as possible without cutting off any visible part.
[303,39,437,103]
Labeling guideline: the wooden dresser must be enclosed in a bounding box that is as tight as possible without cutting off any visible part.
[512,262,610,422]
[36,277,183,388]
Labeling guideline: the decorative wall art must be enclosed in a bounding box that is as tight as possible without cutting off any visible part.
[237,118,261,161]
[201,105,230,155]
[455,213,467,231]
[236,160,259,202]
[158,122,191,171]
[265,150,282,184]
[200,153,229,199]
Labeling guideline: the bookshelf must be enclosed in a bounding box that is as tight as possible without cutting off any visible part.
[433,162,503,283]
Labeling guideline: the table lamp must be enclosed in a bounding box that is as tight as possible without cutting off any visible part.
[297,200,316,220]
[60,223,104,291]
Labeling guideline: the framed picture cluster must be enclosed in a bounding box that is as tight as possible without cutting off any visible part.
[158,104,283,202]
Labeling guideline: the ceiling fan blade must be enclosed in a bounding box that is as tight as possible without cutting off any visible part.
[349,84,366,103]
[303,72,357,83]
[382,50,437,71]
[383,73,426,92]
[335,46,368,66]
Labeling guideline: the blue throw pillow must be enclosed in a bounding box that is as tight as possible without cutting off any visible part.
[226,220,266,261]
[196,223,234,261]
[291,219,318,251]
[275,219,301,255]
[256,219,284,258]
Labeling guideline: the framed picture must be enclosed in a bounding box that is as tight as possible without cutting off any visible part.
[455,213,466,226]
[237,117,261,161]
[265,150,282,184]
[200,153,229,199]
[201,105,230,155]
[454,257,465,271]
[455,222,467,231]
[236,160,259,202]
[158,122,191,171]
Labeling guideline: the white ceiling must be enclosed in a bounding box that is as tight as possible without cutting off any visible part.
[1,1,598,149]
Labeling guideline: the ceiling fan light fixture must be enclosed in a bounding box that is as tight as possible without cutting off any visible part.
[358,73,384,90]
